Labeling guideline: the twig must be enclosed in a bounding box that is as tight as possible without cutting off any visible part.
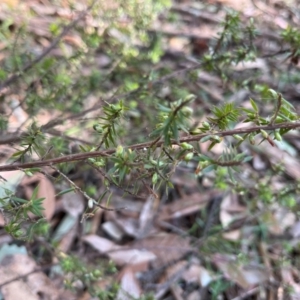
[149,136,161,148]
[93,202,126,211]
[150,64,201,88]
[87,161,146,200]
[262,48,291,58]
[51,165,125,212]
[0,121,299,172]
[157,220,196,240]
[47,129,93,145]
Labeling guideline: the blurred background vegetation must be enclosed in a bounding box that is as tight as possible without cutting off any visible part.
[0,0,300,299]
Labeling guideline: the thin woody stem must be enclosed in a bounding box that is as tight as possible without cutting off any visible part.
[51,166,125,212]
[0,121,299,172]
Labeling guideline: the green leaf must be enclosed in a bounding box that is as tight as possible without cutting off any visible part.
[250,98,258,112]
[106,192,113,207]
[242,156,253,162]
[235,153,246,160]
[228,167,235,182]
[152,173,158,185]
[200,135,212,143]
[31,185,40,201]
[208,141,218,151]
[202,164,216,174]
[11,197,27,203]
[157,104,171,112]
[11,150,24,157]
[119,166,127,182]
[167,181,174,189]
[56,188,75,197]
[268,89,278,98]
[241,107,255,114]
[97,190,109,203]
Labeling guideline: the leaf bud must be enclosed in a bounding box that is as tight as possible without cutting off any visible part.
[181,106,193,117]
[190,129,202,135]
[198,161,210,169]
[15,230,24,238]
[184,152,194,161]
[268,89,278,98]
[152,173,158,185]
[260,129,269,139]
[202,121,210,129]
[184,94,196,102]
[249,133,255,145]
[200,135,212,143]
[116,145,124,156]
[210,135,221,143]
[95,160,105,167]
[93,124,103,133]
[180,142,193,150]
[274,130,282,141]
[110,104,119,112]
[150,159,157,165]
[233,134,244,141]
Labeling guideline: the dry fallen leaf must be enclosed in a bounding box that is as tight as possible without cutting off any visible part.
[133,232,192,268]
[159,191,219,221]
[82,234,121,253]
[117,267,142,300]
[102,221,125,241]
[37,175,56,220]
[57,220,79,252]
[61,191,85,218]
[0,254,59,300]
[82,234,156,266]
[260,142,300,179]
[220,193,247,228]
[281,267,300,300]
[109,249,156,266]
[262,208,296,235]
[213,254,268,289]
[182,264,214,287]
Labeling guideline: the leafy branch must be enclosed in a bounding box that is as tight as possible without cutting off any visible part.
[1,119,299,172]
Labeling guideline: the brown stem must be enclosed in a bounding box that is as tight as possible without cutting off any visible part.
[0,121,299,172]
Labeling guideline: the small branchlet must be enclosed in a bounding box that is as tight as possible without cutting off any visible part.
[93,100,128,149]
[150,94,196,145]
